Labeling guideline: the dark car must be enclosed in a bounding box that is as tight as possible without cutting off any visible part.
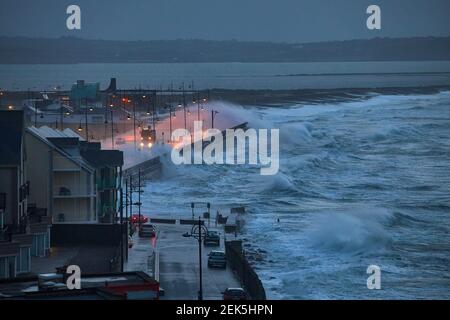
[203,231,220,246]
[222,288,248,300]
[207,250,226,269]
[131,214,148,225]
[139,224,156,238]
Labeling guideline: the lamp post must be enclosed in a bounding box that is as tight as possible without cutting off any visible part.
[181,83,187,130]
[133,99,137,149]
[183,216,208,301]
[119,180,124,272]
[85,98,89,141]
[211,110,219,129]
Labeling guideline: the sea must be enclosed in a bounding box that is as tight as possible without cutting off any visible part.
[2,61,450,299]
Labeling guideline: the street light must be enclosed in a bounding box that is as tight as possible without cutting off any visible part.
[182,216,208,301]
[211,110,219,128]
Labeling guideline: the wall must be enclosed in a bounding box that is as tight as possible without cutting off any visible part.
[225,240,266,300]
[24,132,51,212]
[0,167,17,225]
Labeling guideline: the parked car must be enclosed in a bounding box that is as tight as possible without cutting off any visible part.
[207,250,226,269]
[131,214,148,224]
[139,224,156,238]
[222,288,248,300]
[204,230,220,246]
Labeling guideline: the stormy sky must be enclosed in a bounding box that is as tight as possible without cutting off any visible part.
[0,0,449,42]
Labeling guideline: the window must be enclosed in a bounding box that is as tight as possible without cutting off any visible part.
[45,227,51,251]
[17,247,31,274]
[0,256,16,279]
[32,234,46,257]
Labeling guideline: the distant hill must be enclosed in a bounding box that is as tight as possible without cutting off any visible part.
[0,36,449,64]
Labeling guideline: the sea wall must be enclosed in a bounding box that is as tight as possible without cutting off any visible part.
[225,240,266,300]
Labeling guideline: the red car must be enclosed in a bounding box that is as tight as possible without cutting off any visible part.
[131,214,148,224]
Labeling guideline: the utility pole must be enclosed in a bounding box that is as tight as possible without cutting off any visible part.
[125,178,128,230]
[85,98,89,141]
[182,83,187,130]
[133,99,136,149]
[58,89,63,130]
[138,169,142,230]
[211,110,219,129]
[197,91,200,121]
[111,109,114,149]
[34,99,38,127]
[130,175,133,234]
[120,181,124,272]
[198,216,203,301]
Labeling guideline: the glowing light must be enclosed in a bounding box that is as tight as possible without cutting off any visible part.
[127,115,131,120]
[148,142,153,148]
[140,142,144,147]
[8,105,13,110]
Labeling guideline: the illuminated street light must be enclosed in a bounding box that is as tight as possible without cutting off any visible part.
[127,114,131,120]
[8,105,13,110]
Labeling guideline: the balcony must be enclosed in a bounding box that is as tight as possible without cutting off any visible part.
[53,186,95,199]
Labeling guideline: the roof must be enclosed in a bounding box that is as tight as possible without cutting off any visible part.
[27,126,94,173]
[0,110,24,166]
[81,149,124,167]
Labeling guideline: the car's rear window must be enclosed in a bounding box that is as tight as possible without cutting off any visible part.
[227,289,244,295]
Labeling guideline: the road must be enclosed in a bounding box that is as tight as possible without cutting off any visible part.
[155,223,241,300]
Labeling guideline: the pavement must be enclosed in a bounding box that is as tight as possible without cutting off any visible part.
[125,222,241,300]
